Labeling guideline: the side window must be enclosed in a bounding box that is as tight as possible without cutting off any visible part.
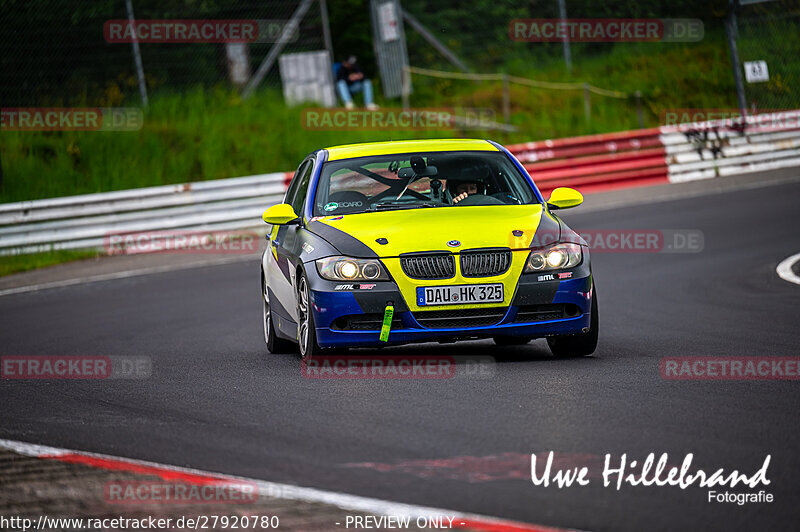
[289,159,314,217]
[284,161,309,207]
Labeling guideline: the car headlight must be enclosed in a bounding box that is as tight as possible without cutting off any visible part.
[316,256,390,281]
[524,243,582,273]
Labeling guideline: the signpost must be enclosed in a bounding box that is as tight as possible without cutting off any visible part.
[744,60,769,83]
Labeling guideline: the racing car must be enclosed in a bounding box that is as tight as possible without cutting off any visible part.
[260,139,597,358]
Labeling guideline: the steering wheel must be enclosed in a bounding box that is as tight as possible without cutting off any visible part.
[453,193,505,206]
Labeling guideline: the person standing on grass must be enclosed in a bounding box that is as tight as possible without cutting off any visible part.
[336,55,378,110]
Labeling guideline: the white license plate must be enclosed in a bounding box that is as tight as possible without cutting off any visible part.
[417,283,504,306]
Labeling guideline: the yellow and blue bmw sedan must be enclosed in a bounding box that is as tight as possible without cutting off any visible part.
[260,139,597,358]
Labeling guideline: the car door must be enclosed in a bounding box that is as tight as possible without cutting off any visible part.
[266,158,314,329]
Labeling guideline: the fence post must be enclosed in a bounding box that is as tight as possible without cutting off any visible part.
[242,0,315,99]
[125,0,148,107]
[583,83,590,124]
[635,90,644,128]
[401,9,470,73]
[502,74,510,125]
[320,0,334,64]
[725,1,747,117]
[557,0,572,72]
[401,67,410,111]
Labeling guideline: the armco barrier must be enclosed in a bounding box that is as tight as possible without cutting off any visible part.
[1,110,798,256]
[660,110,800,182]
[0,172,292,255]
[506,128,669,195]
[507,109,800,195]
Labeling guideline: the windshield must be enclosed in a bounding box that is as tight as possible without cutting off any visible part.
[313,151,538,216]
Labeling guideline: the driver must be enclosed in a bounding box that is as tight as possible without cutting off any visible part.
[451,181,481,204]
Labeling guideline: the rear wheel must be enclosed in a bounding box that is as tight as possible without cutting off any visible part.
[297,272,323,359]
[493,336,533,346]
[263,276,294,354]
[548,285,599,358]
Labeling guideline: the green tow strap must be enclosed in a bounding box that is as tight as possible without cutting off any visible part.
[379,302,394,342]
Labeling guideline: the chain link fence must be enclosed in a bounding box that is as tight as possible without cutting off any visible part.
[0,0,328,107]
[736,4,800,112]
[397,0,728,136]
[3,0,799,201]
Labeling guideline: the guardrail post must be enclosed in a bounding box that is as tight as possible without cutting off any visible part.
[583,83,591,125]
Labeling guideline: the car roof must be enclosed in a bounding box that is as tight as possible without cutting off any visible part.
[323,139,499,161]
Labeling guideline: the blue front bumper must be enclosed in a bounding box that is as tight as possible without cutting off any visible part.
[310,275,593,348]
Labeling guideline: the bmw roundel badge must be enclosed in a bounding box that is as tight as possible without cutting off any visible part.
[447,240,461,248]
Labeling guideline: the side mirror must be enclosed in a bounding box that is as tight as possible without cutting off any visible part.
[546,187,583,210]
[262,203,300,225]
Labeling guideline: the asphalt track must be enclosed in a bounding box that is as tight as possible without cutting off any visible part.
[2,179,800,531]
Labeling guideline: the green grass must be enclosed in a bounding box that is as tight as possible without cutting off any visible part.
[0,31,752,204]
[0,87,466,203]
[0,249,101,277]
[410,34,740,139]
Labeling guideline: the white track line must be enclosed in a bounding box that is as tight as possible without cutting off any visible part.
[0,254,256,297]
[578,173,800,214]
[776,252,800,286]
[0,438,578,532]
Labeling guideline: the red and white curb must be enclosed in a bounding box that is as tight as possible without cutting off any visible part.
[0,438,581,532]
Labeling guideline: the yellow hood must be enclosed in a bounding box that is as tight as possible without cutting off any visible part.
[316,204,544,257]
[316,205,547,311]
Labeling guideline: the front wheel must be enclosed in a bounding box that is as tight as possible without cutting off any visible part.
[548,285,599,358]
[297,272,323,359]
[263,276,294,354]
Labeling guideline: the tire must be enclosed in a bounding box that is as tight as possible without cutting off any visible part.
[547,284,599,358]
[493,336,533,346]
[263,275,294,354]
[296,272,323,359]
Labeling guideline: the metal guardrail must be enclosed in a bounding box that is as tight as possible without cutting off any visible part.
[0,172,290,255]
[507,109,800,194]
[661,110,800,182]
[2,110,799,256]
[506,128,668,194]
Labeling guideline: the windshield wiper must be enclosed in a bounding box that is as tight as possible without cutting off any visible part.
[367,202,441,212]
